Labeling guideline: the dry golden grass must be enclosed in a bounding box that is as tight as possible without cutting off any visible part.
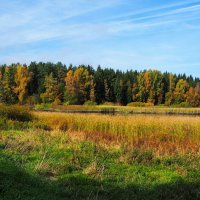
[33,111,200,156]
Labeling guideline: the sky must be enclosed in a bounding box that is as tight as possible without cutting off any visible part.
[0,0,200,77]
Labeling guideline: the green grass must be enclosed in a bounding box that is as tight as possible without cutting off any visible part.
[1,128,200,199]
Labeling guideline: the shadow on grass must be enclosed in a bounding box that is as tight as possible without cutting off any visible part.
[0,152,200,200]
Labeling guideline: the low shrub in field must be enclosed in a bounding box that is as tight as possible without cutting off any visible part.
[127,102,154,107]
[34,104,52,110]
[0,105,33,122]
[101,102,115,106]
[83,101,97,106]
[52,98,62,106]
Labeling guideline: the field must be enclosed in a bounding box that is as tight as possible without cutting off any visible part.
[0,105,200,200]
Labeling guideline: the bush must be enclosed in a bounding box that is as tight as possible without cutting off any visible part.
[83,101,97,106]
[53,97,62,106]
[127,102,154,107]
[101,102,115,106]
[0,105,33,122]
[34,104,52,110]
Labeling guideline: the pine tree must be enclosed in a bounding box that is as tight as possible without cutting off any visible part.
[114,76,122,104]
[104,79,110,102]
[1,67,17,104]
[90,79,96,102]
[126,81,132,104]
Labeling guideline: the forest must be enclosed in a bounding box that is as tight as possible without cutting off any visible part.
[0,62,199,107]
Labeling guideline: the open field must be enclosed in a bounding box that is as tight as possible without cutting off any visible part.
[1,106,200,199]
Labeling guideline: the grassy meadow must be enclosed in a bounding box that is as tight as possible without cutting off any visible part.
[0,105,200,199]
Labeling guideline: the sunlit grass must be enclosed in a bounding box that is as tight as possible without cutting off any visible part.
[35,112,200,156]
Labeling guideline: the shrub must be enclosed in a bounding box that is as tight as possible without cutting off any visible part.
[53,97,62,106]
[83,101,97,106]
[0,105,33,122]
[101,102,115,106]
[34,104,52,110]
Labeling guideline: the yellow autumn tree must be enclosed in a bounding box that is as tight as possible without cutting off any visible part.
[65,69,75,96]
[64,69,77,104]
[14,65,30,104]
[73,67,91,104]
[65,67,92,104]
[186,82,200,107]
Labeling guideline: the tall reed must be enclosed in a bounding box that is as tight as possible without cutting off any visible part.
[35,112,200,156]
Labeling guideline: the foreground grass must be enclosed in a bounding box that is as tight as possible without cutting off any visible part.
[1,108,200,199]
[1,129,200,200]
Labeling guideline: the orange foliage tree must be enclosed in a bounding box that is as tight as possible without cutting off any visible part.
[14,65,30,104]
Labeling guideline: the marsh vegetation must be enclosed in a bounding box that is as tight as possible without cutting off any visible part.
[0,105,200,199]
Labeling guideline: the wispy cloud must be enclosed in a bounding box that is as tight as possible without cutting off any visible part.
[0,0,199,77]
[1,0,200,46]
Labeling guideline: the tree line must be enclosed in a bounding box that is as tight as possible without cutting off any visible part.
[0,62,199,107]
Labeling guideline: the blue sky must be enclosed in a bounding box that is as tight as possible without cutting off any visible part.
[0,0,200,77]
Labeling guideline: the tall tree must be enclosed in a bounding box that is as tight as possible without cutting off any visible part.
[65,69,76,103]
[41,73,59,103]
[14,65,30,104]
[165,74,176,105]
[174,79,190,104]
[186,82,200,107]
[90,79,96,102]
[94,66,105,104]
[104,79,110,102]
[114,76,123,104]
[73,67,91,104]
[1,67,17,104]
